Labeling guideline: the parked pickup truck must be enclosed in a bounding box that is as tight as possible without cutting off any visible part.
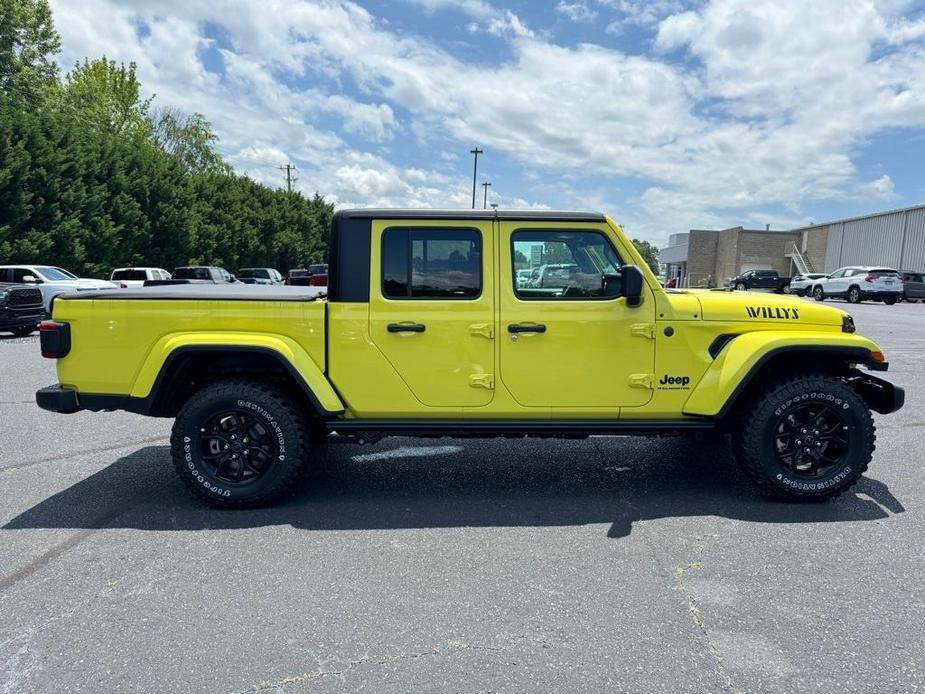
[110,267,172,288]
[144,266,237,287]
[0,283,44,336]
[36,209,903,507]
[728,269,792,293]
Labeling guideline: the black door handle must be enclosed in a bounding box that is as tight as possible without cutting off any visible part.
[387,323,426,333]
[508,323,546,334]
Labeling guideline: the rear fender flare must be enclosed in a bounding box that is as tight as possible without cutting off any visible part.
[132,333,344,415]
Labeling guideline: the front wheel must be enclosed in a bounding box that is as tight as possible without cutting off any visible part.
[883,296,897,305]
[732,374,873,500]
[813,286,825,301]
[735,282,747,291]
[171,380,309,507]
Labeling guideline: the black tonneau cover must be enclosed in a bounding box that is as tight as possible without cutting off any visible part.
[58,285,325,301]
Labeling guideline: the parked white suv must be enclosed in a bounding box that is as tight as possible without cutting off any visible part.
[809,266,903,304]
[789,272,827,296]
[110,267,171,288]
[0,265,116,313]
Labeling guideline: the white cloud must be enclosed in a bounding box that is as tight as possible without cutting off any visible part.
[46,0,925,245]
[556,2,598,23]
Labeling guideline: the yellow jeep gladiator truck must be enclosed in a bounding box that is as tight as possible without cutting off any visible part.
[36,209,904,507]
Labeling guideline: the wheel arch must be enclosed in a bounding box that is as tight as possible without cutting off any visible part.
[684,332,887,420]
[138,343,344,418]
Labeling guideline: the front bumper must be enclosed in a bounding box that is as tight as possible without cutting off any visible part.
[849,371,905,414]
[0,306,43,329]
[36,384,81,414]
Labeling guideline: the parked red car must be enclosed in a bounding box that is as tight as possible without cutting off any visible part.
[286,264,328,286]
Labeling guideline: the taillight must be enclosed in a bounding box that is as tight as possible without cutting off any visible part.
[40,321,71,359]
[865,274,875,282]
[309,275,327,286]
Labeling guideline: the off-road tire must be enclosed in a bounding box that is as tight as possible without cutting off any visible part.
[847,286,861,304]
[884,296,897,305]
[732,374,874,501]
[171,379,309,507]
[813,286,825,301]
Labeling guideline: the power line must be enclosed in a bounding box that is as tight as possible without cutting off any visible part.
[279,162,298,193]
[482,181,491,209]
[469,147,483,209]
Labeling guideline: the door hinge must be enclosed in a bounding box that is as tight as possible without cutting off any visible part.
[469,373,495,389]
[469,323,494,339]
[631,323,656,339]
[629,373,655,389]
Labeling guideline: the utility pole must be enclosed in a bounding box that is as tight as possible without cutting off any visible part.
[482,181,491,209]
[279,162,298,193]
[469,147,483,209]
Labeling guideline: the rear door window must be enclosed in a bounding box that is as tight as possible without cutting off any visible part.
[382,228,481,299]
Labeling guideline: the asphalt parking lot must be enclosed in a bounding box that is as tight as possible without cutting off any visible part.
[1,298,923,693]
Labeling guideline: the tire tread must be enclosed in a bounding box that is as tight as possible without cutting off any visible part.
[733,372,875,501]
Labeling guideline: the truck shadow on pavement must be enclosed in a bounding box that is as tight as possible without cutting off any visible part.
[3,436,905,539]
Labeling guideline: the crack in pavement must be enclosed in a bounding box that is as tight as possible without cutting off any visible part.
[674,560,744,694]
[240,641,506,693]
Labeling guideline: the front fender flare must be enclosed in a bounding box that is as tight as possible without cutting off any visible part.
[131,332,344,415]
[683,331,883,418]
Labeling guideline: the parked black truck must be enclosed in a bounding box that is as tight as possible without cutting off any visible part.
[0,283,44,336]
[727,269,792,293]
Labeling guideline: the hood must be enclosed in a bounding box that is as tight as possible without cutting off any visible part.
[679,289,847,328]
[57,278,118,289]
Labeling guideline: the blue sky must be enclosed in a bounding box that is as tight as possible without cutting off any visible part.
[50,0,925,246]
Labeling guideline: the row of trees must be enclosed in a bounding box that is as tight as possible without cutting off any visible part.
[0,0,332,278]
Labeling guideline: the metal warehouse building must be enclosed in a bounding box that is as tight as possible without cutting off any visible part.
[661,203,925,287]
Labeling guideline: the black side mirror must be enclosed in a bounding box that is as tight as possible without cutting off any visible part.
[621,264,644,306]
[602,265,644,306]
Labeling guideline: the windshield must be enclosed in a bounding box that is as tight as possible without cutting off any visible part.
[37,267,78,281]
[308,264,328,275]
[111,269,147,281]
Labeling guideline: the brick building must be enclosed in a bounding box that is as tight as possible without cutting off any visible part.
[660,203,925,287]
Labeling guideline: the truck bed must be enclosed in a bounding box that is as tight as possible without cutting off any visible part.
[61,285,326,301]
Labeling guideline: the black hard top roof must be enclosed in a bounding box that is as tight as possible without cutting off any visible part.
[336,208,606,222]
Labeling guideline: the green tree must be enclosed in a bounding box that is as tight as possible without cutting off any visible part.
[0,0,60,99]
[632,238,660,274]
[150,106,230,174]
[60,57,153,137]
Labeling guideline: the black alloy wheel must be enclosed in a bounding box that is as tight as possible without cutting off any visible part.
[198,409,278,485]
[773,403,850,478]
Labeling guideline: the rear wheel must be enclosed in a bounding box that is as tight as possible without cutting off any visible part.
[732,374,873,500]
[813,286,825,301]
[847,286,861,304]
[171,379,309,507]
[782,284,792,294]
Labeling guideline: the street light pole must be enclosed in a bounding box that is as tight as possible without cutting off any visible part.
[469,147,483,209]
[482,181,491,209]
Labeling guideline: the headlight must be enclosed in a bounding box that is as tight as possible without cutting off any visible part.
[842,314,856,333]
[0,289,9,305]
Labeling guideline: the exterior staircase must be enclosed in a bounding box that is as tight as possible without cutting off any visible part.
[787,242,815,274]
